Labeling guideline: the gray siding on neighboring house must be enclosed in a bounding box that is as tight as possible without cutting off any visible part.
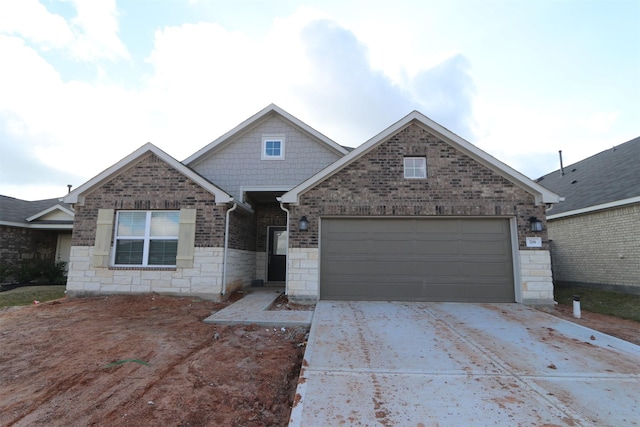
[190,115,343,200]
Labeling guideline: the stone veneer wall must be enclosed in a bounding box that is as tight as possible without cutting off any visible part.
[224,248,255,294]
[67,246,225,300]
[548,203,640,293]
[519,250,553,310]
[286,123,552,307]
[287,248,319,303]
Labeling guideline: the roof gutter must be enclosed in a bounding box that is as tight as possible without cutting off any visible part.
[221,201,238,296]
[547,195,640,220]
[277,197,290,296]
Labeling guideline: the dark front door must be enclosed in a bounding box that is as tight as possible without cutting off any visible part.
[267,226,287,282]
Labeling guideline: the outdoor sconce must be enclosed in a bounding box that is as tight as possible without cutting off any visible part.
[299,216,309,231]
[529,217,543,232]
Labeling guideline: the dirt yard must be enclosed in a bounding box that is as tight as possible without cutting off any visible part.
[1,293,637,427]
[550,303,640,346]
[0,294,307,427]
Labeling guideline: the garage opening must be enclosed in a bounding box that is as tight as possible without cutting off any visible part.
[320,218,515,302]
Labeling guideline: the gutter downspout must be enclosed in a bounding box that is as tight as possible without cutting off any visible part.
[222,201,237,296]
[277,198,290,296]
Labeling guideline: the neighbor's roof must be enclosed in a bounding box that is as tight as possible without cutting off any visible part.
[282,110,561,205]
[538,136,640,218]
[183,104,349,165]
[0,195,74,229]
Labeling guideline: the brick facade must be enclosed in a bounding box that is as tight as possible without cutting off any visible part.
[0,226,59,267]
[288,124,547,249]
[0,226,65,283]
[285,124,552,307]
[548,203,640,293]
[72,153,226,247]
[66,152,246,300]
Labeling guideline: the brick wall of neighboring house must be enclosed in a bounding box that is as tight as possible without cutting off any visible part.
[66,152,249,300]
[286,123,551,306]
[0,226,58,271]
[548,203,640,293]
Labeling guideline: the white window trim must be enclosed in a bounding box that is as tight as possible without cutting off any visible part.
[404,156,427,179]
[112,210,179,267]
[262,135,285,160]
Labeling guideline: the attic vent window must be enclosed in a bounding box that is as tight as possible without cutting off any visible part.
[404,157,427,179]
[262,135,285,160]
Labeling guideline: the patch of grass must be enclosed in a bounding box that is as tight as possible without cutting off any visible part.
[0,285,66,309]
[554,285,640,323]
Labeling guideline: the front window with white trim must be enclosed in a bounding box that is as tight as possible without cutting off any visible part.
[404,157,427,179]
[262,136,285,160]
[114,211,179,266]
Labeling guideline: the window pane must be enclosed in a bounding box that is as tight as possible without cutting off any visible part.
[148,240,178,265]
[404,157,426,178]
[117,212,146,236]
[150,212,180,236]
[274,231,288,255]
[265,140,281,156]
[115,240,144,264]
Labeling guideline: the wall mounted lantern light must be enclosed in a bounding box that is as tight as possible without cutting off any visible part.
[299,216,309,231]
[529,217,543,232]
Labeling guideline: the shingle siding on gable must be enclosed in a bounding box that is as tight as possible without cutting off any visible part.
[191,115,343,199]
[72,153,226,248]
[287,124,547,250]
[549,203,640,290]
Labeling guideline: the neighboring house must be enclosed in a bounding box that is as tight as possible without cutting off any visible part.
[0,195,74,281]
[64,104,560,308]
[538,137,640,294]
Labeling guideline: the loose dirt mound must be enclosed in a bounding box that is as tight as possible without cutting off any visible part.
[0,294,307,426]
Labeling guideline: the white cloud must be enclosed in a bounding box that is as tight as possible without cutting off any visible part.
[68,0,129,61]
[0,0,128,62]
[0,5,478,200]
[0,0,74,50]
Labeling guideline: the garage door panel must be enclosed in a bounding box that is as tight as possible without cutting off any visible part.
[321,218,515,302]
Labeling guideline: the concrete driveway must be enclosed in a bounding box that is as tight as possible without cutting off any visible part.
[290,301,640,426]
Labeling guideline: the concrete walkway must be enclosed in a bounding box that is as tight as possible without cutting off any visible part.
[203,290,314,327]
[290,301,640,426]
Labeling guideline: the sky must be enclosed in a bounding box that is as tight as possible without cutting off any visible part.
[0,0,638,201]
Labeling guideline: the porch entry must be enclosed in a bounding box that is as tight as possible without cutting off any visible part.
[267,226,287,282]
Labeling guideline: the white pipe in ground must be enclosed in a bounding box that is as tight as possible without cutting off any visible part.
[573,295,581,319]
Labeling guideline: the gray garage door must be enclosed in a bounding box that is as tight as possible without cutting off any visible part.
[320,218,515,302]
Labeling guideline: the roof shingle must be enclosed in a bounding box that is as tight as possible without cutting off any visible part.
[537,136,640,215]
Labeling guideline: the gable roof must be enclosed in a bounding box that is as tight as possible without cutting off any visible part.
[282,111,561,205]
[64,143,234,206]
[183,104,349,165]
[0,195,73,229]
[538,136,640,218]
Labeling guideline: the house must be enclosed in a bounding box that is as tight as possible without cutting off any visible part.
[0,195,74,282]
[63,104,560,308]
[537,137,640,295]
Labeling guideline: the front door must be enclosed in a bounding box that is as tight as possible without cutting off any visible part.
[267,226,287,282]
